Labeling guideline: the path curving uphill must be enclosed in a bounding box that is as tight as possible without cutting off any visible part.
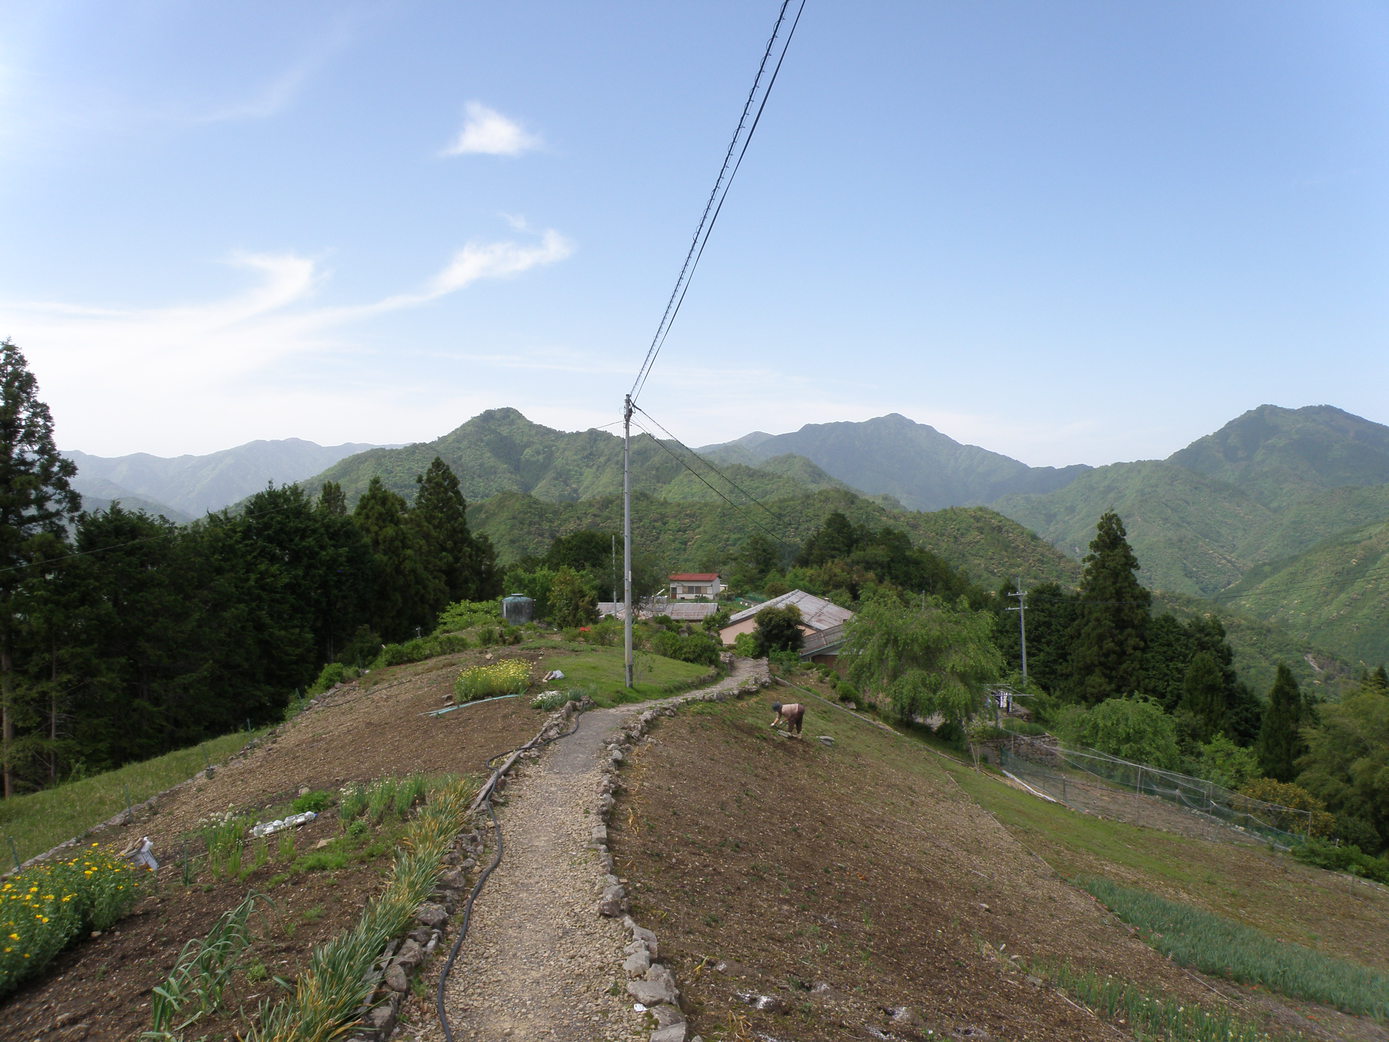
[409,659,770,1042]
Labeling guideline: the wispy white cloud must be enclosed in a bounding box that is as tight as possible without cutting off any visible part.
[0,227,574,454]
[442,101,543,157]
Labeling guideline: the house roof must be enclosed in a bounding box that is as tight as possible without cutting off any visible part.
[723,590,854,632]
[668,573,719,582]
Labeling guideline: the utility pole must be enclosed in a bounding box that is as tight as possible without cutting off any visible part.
[622,395,634,688]
[1006,579,1028,685]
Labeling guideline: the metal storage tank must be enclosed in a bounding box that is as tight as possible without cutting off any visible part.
[502,594,534,626]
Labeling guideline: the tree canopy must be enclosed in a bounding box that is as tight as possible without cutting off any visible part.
[843,593,1003,726]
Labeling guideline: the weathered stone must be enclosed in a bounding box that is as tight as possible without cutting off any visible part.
[366,999,397,1032]
[415,902,448,928]
[383,962,409,993]
[627,976,677,1006]
[650,1003,685,1027]
[598,884,626,917]
[394,938,424,970]
[649,1024,686,1042]
[622,948,651,976]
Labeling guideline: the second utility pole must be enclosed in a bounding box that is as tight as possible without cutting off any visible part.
[622,394,634,688]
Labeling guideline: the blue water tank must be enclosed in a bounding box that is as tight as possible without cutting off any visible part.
[502,594,534,626]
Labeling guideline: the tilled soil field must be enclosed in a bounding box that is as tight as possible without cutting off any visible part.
[608,689,1389,1042]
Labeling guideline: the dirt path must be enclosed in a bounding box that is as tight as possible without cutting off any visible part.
[409,661,767,1042]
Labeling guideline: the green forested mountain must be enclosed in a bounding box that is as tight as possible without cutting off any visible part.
[1216,519,1389,668]
[468,486,1080,594]
[991,461,1274,597]
[312,408,847,506]
[1168,404,1389,500]
[700,412,1091,510]
[986,406,1389,669]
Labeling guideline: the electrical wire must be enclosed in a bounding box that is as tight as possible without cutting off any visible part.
[628,0,806,405]
[630,416,799,556]
[631,403,799,541]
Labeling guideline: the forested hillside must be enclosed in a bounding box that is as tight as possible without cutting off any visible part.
[700,412,1092,510]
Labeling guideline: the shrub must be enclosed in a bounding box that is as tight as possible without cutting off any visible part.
[1291,838,1389,885]
[649,630,721,666]
[768,649,802,674]
[1238,778,1336,838]
[732,632,759,658]
[432,598,502,634]
[291,789,333,814]
[307,662,354,696]
[375,632,472,668]
[836,680,864,709]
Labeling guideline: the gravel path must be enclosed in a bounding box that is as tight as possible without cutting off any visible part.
[411,662,767,1042]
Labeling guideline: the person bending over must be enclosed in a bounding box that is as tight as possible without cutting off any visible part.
[770,701,805,735]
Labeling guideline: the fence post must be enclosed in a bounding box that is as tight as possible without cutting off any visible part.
[1135,766,1143,827]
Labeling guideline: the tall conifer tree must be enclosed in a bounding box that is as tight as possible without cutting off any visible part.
[0,341,81,797]
[1067,511,1150,704]
[1256,663,1306,783]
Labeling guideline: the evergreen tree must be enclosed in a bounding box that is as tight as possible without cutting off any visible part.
[1256,663,1305,783]
[354,477,439,641]
[1137,613,1191,711]
[1003,581,1078,696]
[1066,511,1150,704]
[318,480,348,516]
[1179,651,1227,741]
[0,341,81,797]
[797,511,859,566]
[413,458,476,603]
[63,505,195,768]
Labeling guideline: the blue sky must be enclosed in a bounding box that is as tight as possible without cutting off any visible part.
[2,1,1386,468]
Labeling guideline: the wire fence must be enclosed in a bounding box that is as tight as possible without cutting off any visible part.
[996,735,1313,848]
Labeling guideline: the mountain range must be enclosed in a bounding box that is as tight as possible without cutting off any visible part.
[65,438,383,520]
[62,403,1389,682]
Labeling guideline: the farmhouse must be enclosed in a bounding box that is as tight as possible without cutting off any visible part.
[719,589,854,665]
[667,572,722,600]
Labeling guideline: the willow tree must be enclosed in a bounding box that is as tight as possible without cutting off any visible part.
[843,592,1002,726]
[0,341,81,797]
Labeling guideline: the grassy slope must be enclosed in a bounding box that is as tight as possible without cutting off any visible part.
[0,731,259,866]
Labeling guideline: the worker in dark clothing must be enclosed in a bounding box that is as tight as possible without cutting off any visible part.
[770,701,805,735]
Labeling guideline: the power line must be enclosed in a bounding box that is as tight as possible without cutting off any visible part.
[631,404,798,539]
[628,0,806,404]
[629,416,798,555]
